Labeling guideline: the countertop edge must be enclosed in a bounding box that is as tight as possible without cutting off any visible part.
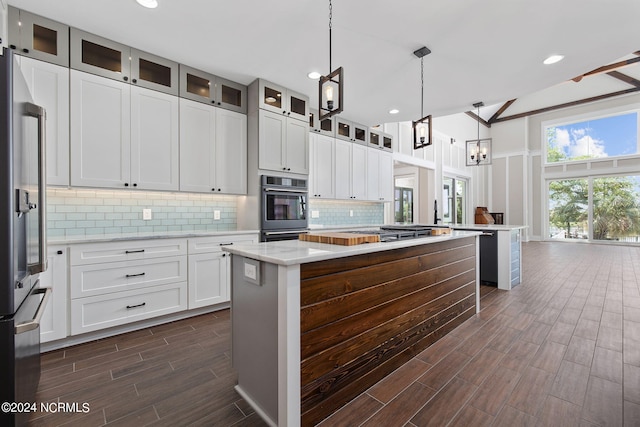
[223,230,482,266]
[48,230,261,245]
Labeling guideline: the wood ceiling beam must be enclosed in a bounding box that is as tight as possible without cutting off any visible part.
[607,71,640,88]
[571,56,640,82]
[634,51,640,56]
[488,99,516,124]
[465,111,491,128]
[492,87,640,124]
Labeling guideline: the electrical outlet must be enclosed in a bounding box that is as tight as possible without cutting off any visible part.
[349,210,354,217]
[311,210,320,218]
[142,208,152,220]
[214,210,221,220]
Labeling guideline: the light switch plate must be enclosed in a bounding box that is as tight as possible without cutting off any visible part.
[311,210,320,218]
[214,210,221,220]
[142,208,152,220]
[349,210,354,217]
[243,258,261,285]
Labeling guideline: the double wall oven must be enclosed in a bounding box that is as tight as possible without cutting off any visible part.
[260,175,308,241]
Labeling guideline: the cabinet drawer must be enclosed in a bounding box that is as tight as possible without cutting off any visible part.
[188,234,258,254]
[70,282,187,335]
[70,238,187,265]
[70,255,187,298]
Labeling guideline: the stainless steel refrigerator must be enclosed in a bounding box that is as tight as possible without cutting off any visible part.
[0,47,50,426]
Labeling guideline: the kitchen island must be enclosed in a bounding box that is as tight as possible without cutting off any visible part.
[223,230,480,426]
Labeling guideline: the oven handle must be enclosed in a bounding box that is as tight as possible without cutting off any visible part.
[15,287,52,335]
[263,187,308,194]
[263,230,309,236]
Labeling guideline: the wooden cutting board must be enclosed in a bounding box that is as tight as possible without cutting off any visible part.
[299,232,381,245]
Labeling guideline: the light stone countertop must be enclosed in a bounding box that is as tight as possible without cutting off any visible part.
[222,230,481,266]
[48,229,261,245]
[448,224,528,231]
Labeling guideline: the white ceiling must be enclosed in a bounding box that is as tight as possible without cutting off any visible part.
[8,0,640,125]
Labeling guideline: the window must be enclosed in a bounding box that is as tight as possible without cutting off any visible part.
[546,111,638,163]
[443,177,467,225]
[548,178,588,239]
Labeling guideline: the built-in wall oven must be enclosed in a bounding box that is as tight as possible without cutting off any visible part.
[261,175,308,241]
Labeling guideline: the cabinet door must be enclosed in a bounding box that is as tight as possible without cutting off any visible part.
[285,118,309,174]
[70,28,130,83]
[351,143,368,200]
[188,252,229,308]
[258,80,287,115]
[287,88,309,122]
[366,148,380,201]
[131,86,179,191]
[131,49,178,96]
[334,139,351,200]
[9,8,69,67]
[335,118,353,142]
[179,64,216,104]
[215,109,247,194]
[179,98,216,192]
[378,150,393,201]
[215,76,247,114]
[70,70,131,188]
[1,3,7,51]
[258,109,286,172]
[39,246,68,343]
[310,134,335,199]
[18,57,70,186]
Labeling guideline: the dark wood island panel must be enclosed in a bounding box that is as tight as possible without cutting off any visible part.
[299,236,477,425]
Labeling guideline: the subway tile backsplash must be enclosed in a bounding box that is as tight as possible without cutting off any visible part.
[47,188,238,238]
[308,200,384,227]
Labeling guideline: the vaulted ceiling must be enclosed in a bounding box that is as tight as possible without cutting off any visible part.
[8,0,640,126]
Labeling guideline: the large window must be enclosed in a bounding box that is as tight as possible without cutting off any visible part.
[546,112,638,163]
[443,177,467,225]
[548,175,640,242]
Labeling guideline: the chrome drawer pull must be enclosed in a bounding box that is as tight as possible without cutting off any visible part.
[126,302,146,309]
[125,272,146,278]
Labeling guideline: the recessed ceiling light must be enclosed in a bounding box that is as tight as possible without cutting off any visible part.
[389,109,400,114]
[307,71,321,79]
[136,0,158,9]
[543,54,564,65]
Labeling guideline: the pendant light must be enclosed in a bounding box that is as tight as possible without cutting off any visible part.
[412,46,432,149]
[318,0,344,120]
[465,102,492,166]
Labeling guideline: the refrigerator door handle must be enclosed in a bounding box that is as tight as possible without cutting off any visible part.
[25,102,47,275]
[15,287,52,335]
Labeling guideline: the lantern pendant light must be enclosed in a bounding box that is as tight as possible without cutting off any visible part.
[412,46,432,149]
[319,0,344,120]
[465,102,492,166]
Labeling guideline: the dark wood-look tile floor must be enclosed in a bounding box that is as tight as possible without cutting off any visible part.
[29,242,640,426]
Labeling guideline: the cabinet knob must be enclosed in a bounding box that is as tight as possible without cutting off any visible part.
[217,188,221,192]
[133,183,137,187]
[123,76,129,81]
[282,168,287,171]
[124,183,129,187]
[287,112,291,116]
[222,253,226,257]
[132,79,137,84]
[9,44,16,50]
[282,110,286,115]
[217,102,221,106]
[211,188,215,191]
[22,48,29,53]
[57,250,63,255]
[212,100,216,104]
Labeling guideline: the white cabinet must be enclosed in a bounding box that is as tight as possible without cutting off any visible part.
[309,133,335,199]
[366,148,393,202]
[39,246,68,343]
[335,139,367,200]
[130,85,179,191]
[70,70,179,190]
[257,79,308,122]
[131,48,179,96]
[18,57,69,186]
[179,98,247,194]
[187,234,258,309]
[0,1,7,51]
[258,109,308,174]
[70,28,130,83]
[69,239,188,335]
[179,64,247,114]
[8,7,69,66]
[335,117,368,145]
[309,108,335,137]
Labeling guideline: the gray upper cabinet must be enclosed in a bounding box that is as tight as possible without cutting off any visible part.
[131,49,178,96]
[258,79,308,122]
[369,128,393,152]
[179,65,247,114]
[309,108,335,137]
[70,28,131,83]
[8,7,69,67]
[336,118,369,145]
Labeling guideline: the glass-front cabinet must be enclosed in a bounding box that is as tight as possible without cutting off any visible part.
[8,7,69,66]
[369,128,393,152]
[258,79,308,122]
[179,65,246,113]
[131,49,178,96]
[336,118,368,145]
[309,108,335,137]
[70,28,130,82]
